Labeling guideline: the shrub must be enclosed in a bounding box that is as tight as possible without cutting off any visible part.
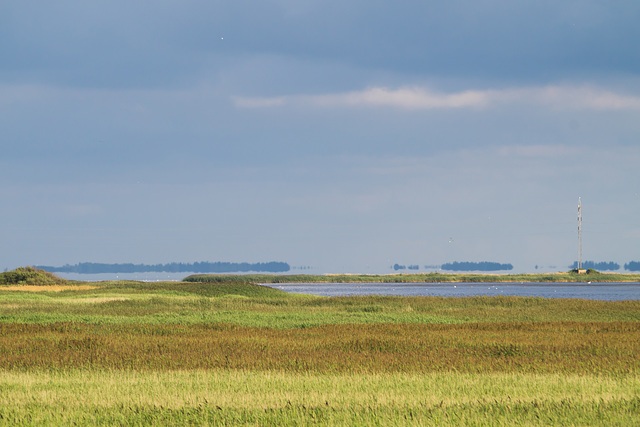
[0,267,67,286]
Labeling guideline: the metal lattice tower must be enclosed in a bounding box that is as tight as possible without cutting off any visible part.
[577,197,582,270]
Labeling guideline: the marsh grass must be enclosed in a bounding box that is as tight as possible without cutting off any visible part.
[0,370,638,426]
[1,279,639,425]
[1,283,639,327]
[1,321,639,374]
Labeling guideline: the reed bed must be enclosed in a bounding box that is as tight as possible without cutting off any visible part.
[1,321,638,374]
[0,370,638,425]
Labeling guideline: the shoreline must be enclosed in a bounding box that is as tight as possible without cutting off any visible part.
[184,271,640,284]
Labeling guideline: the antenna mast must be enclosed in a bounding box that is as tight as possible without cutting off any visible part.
[577,197,582,270]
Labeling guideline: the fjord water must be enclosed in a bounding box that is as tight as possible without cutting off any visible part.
[267,282,640,301]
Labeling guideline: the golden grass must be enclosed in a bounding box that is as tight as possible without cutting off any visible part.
[1,370,638,410]
[0,285,98,292]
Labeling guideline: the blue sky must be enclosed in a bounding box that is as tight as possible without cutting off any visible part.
[2,1,639,274]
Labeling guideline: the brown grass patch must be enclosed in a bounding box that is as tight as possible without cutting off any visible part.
[1,322,639,374]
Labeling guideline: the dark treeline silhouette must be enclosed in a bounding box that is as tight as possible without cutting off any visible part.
[624,261,640,271]
[37,261,290,274]
[393,264,419,271]
[441,261,513,272]
[393,262,513,271]
[568,261,620,271]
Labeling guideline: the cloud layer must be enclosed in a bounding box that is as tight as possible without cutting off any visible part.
[235,85,640,111]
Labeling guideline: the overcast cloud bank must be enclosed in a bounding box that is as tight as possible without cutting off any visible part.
[2,2,639,273]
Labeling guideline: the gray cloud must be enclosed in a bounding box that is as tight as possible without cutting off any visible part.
[2,1,639,89]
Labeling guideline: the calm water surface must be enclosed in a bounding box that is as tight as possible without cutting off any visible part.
[266,282,640,301]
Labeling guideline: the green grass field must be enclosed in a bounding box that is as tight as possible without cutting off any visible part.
[1,268,639,425]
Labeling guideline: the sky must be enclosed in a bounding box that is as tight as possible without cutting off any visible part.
[2,1,640,275]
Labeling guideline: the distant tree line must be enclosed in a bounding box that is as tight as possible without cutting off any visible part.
[37,261,290,274]
[393,264,420,271]
[567,260,640,271]
[393,260,640,272]
[568,261,620,271]
[441,262,513,272]
[393,262,514,271]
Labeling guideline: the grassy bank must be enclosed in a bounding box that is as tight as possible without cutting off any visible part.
[1,281,639,327]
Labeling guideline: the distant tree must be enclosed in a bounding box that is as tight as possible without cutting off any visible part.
[393,264,406,271]
[36,261,290,274]
[441,261,513,271]
[568,261,619,271]
[625,261,640,271]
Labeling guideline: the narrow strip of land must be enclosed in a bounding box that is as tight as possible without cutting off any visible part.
[184,271,640,283]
